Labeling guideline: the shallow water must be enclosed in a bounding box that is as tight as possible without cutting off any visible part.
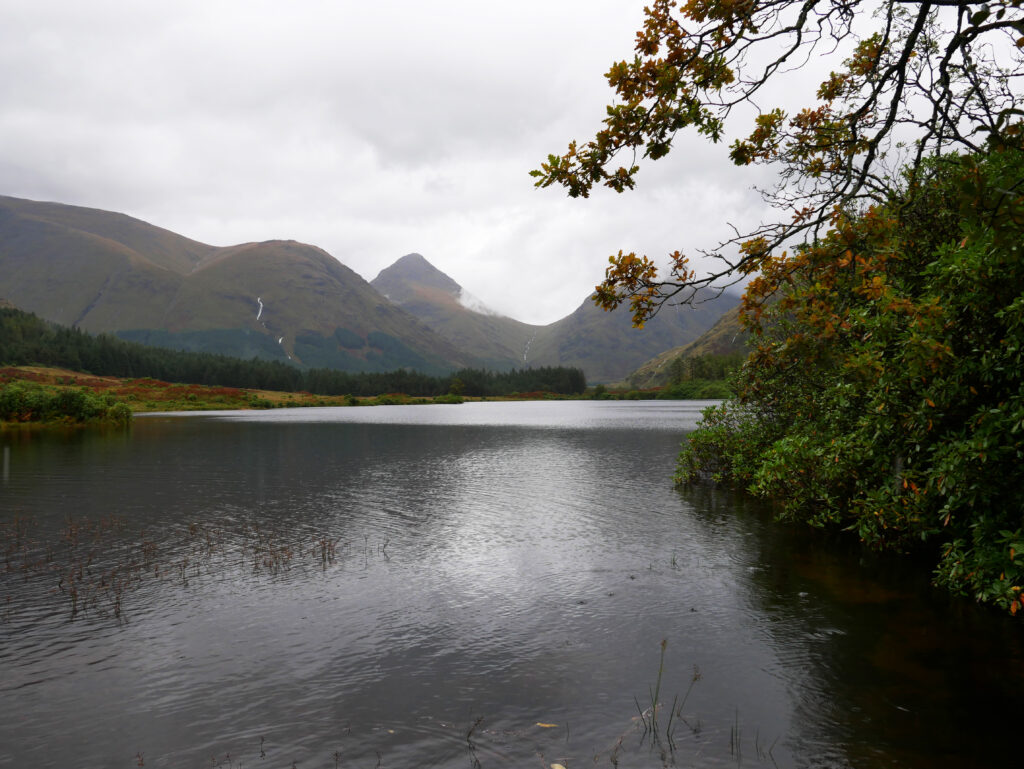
[1,400,1021,768]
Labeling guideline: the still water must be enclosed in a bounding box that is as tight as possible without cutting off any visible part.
[1,401,1021,768]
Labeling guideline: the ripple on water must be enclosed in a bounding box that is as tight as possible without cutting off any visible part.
[2,404,1023,768]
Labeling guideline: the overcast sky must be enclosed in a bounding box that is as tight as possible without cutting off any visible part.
[1,0,787,324]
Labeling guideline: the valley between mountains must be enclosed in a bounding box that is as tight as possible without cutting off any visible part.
[0,195,738,382]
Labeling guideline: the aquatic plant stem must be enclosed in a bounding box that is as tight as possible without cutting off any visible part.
[651,638,667,734]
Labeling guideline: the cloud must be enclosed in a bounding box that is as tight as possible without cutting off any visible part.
[0,0,817,325]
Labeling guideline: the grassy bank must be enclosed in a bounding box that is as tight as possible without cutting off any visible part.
[1,365,720,427]
[0,367,595,425]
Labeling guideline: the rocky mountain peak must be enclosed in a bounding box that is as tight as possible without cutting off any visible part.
[372,253,462,302]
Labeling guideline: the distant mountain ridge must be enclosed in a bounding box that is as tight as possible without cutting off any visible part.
[0,194,738,381]
[521,291,737,382]
[0,195,471,374]
[372,252,739,381]
[371,254,542,370]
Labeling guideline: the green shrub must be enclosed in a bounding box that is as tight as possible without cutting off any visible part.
[0,382,132,426]
[433,393,465,404]
[675,150,1024,614]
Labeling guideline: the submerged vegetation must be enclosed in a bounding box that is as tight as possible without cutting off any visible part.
[0,513,389,623]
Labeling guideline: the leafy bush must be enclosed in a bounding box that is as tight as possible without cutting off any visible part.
[676,150,1024,614]
[674,402,773,486]
[659,379,734,399]
[0,382,132,426]
[432,393,465,404]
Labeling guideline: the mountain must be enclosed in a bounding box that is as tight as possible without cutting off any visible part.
[0,196,472,373]
[623,304,749,388]
[373,253,740,381]
[1,194,738,381]
[523,291,739,382]
[371,253,542,368]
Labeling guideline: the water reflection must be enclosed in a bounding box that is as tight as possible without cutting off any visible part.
[679,484,1024,768]
[1,402,1021,768]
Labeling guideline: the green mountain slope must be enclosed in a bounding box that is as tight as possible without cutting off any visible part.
[623,304,748,388]
[0,196,471,373]
[524,292,738,383]
[0,194,216,274]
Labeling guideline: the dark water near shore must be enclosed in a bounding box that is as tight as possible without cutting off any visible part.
[1,400,1021,768]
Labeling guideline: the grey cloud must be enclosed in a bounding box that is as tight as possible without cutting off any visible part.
[0,0,828,325]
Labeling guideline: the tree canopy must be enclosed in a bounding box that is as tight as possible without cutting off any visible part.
[0,307,587,398]
[532,0,1024,324]
[674,148,1024,614]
